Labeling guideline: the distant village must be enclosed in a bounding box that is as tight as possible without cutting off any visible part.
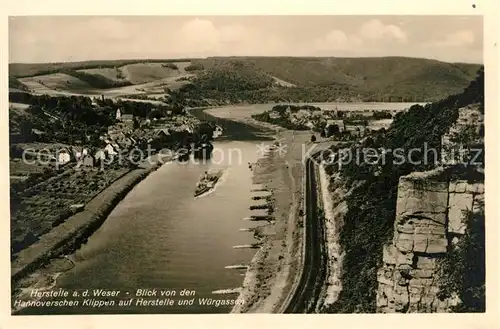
[253,104,400,139]
[16,103,207,170]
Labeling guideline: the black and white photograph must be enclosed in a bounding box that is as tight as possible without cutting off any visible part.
[4,5,495,326]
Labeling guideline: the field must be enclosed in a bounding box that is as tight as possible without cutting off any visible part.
[11,165,130,255]
[9,59,198,78]
[9,103,31,118]
[79,67,129,83]
[121,61,190,84]
[19,73,94,93]
[16,61,195,99]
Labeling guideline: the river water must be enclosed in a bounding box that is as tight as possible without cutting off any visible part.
[23,140,267,315]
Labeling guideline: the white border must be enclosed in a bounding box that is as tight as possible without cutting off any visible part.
[1,1,498,328]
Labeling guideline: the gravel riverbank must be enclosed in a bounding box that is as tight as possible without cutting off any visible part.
[214,112,310,313]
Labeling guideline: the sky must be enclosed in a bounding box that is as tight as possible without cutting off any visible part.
[9,16,483,64]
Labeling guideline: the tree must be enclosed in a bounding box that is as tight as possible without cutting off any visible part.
[133,117,140,129]
[310,134,317,143]
[327,124,341,137]
[19,120,33,142]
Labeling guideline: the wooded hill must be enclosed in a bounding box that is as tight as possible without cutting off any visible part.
[187,56,480,102]
[9,56,481,102]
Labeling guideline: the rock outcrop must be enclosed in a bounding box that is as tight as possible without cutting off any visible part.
[377,170,484,313]
[441,104,484,166]
[318,167,347,308]
[377,105,484,313]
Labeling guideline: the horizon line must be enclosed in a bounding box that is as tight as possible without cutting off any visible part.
[8,55,483,66]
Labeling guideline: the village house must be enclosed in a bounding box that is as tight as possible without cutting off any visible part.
[171,124,193,134]
[312,110,323,117]
[94,149,106,166]
[269,111,280,119]
[82,154,94,167]
[155,128,171,139]
[72,146,90,162]
[326,119,345,131]
[105,143,119,156]
[121,114,134,125]
[152,129,171,148]
[323,119,345,138]
[57,148,71,165]
[296,109,310,118]
[31,128,46,141]
[344,124,367,137]
[212,125,223,139]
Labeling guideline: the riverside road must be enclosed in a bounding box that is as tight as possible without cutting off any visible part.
[284,158,327,313]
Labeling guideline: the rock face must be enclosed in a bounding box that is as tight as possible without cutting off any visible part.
[376,170,484,313]
[376,104,484,313]
[441,104,484,166]
[318,166,349,308]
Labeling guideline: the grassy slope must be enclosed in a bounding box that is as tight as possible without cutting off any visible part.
[9,58,199,78]
[12,61,194,93]
[121,62,184,84]
[78,67,129,83]
[9,76,29,91]
[19,73,95,91]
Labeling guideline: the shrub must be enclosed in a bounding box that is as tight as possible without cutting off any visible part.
[185,63,204,71]
[162,63,178,70]
[436,205,485,312]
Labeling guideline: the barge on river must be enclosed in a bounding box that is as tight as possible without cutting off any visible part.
[194,169,224,197]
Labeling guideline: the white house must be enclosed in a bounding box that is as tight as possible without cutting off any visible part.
[297,109,310,118]
[57,149,71,165]
[269,111,280,119]
[105,144,118,156]
[95,149,106,163]
[305,121,315,129]
[75,151,82,162]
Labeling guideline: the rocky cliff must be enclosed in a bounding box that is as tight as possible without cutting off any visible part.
[376,105,484,313]
[376,171,484,312]
[317,167,347,308]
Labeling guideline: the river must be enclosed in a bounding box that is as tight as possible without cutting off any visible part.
[19,140,268,315]
[16,102,418,315]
